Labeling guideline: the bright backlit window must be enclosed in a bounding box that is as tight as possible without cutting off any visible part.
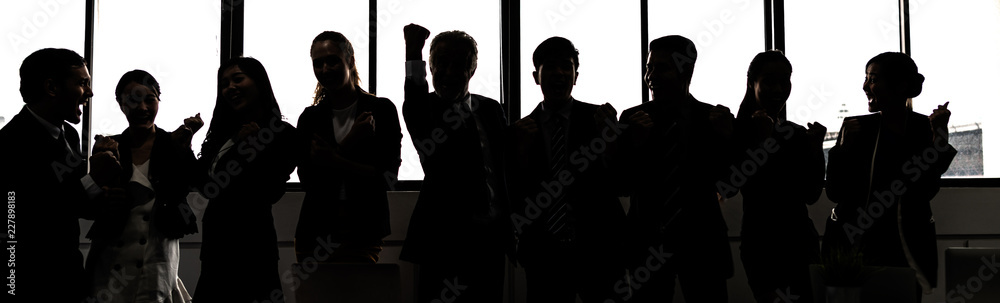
[90,0,220,157]
[647,0,764,111]
[376,0,501,181]
[784,0,899,141]
[245,0,370,182]
[909,0,1000,177]
[519,0,641,119]
[1,0,86,136]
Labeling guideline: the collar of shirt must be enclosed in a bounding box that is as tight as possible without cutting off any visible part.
[24,105,63,139]
[462,94,473,112]
[537,98,574,123]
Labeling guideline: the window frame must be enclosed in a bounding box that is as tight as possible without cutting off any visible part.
[66,0,996,189]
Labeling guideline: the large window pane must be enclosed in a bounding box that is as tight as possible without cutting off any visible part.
[910,0,1000,177]
[245,0,370,182]
[648,0,764,110]
[1,0,86,136]
[376,0,501,181]
[520,0,641,119]
[90,0,220,158]
[785,0,899,150]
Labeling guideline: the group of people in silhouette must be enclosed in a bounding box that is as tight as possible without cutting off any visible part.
[1,21,955,303]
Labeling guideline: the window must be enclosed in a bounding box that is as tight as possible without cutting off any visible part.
[784,0,900,148]
[4,0,996,184]
[244,0,370,182]
[909,0,1000,177]
[519,0,641,118]
[647,0,764,111]
[90,0,220,157]
[375,0,501,181]
[1,0,86,135]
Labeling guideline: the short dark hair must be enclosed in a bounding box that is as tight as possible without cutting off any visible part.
[429,30,478,72]
[19,48,87,104]
[115,69,161,105]
[533,36,579,71]
[648,35,698,79]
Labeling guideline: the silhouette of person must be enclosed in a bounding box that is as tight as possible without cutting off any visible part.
[0,48,121,302]
[398,23,511,303]
[823,52,955,297]
[192,57,297,303]
[618,35,734,303]
[83,70,201,302]
[509,36,626,303]
[723,50,825,303]
[294,31,402,264]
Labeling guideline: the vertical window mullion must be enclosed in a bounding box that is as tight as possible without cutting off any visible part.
[502,0,520,122]
[221,0,244,65]
[764,0,773,50]
[640,0,649,103]
[83,0,96,159]
[370,0,378,94]
[899,0,910,54]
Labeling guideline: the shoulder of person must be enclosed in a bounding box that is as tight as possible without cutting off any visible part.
[153,125,173,142]
[845,113,878,122]
[571,99,600,109]
[111,131,128,144]
[690,98,716,112]
[471,94,500,107]
[620,102,650,116]
[907,110,931,123]
[0,108,39,136]
[367,94,398,111]
[777,120,811,141]
[782,120,808,131]
[297,103,326,123]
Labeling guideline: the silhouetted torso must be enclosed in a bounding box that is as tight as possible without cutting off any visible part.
[295,92,402,257]
[399,78,512,266]
[620,97,732,269]
[1,106,91,302]
[824,111,955,288]
[192,119,296,302]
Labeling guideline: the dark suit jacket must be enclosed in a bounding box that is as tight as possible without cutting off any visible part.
[728,113,824,242]
[618,96,734,278]
[194,118,297,263]
[295,92,402,244]
[85,126,199,243]
[399,78,512,265]
[823,111,956,287]
[509,100,627,268]
[1,106,92,301]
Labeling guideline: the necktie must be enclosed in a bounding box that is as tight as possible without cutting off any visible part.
[58,128,78,158]
[545,115,574,241]
[462,101,500,223]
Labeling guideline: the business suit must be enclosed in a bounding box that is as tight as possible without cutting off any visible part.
[727,106,825,302]
[1,106,93,302]
[823,111,956,291]
[618,96,734,302]
[85,127,199,243]
[400,74,511,303]
[510,99,627,302]
[295,91,402,262]
[192,118,297,303]
[84,126,199,302]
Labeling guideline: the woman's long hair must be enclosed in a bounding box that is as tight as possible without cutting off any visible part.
[310,31,371,105]
[736,50,793,122]
[201,57,283,157]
